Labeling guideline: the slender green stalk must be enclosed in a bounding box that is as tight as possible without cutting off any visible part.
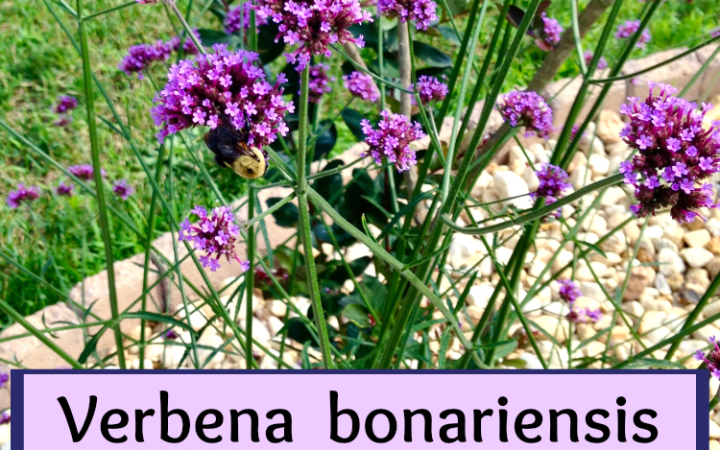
[77,0,126,369]
[168,1,206,55]
[139,144,166,368]
[82,0,136,21]
[246,187,256,368]
[570,0,587,76]
[296,66,334,369]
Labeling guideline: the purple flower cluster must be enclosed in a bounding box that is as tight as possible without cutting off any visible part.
[410,75,448,106]
[0,412,9,426]
[361,111,425,173]
[305,64,334,104]
[583,50,608,70]
[615,20,651,49]
[165,329,179,340]
[497,91,554,138]
[118,41,174,79]
[55,182,75,197]
[538,13,563,50]
[7,184,41,209]
[53,95,78,126]
[0,373,8,389]
[68,164,106,182]
[179,206,250,272]
[256,0,372,71]
[151,44,292,146]
[119,30,201,79]
[531,163,571,207]
[377,0,438,30]
[343,71,379,102]
[135,0,159,3]
[619,81,720,223]
[557,279,601,324]
[224,3,267,34]
[712,28,720,39]
[695,336,720,379]
[113,179,134,201]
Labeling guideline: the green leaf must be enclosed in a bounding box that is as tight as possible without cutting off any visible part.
[360,275,387,315]
[437,26,462,46]
[623,359,686,370]
[413,42,452,68]
[343,304,371,327]
[313,120,337,160]
[341,108,368,142]
[313,160,344,204]
[258,23,286,64]
[501,358,527,369]
[266,197,300,227]
[196,29,240,47]
[575,239,608,259]
[122,311,196,334]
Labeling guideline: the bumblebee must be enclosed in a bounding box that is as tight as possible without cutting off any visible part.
[203,122,269,180]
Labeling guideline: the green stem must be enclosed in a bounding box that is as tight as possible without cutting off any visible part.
[169,1,205,55]
[246,187,256,368]
[77,0,126,369]
[297,66,334,369]
[81,0,136,21]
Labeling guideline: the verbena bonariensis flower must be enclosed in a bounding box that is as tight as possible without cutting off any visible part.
[113,179,134,201]
[151,44,292,145]
[167,29,202,55]
[118,41,174,79]
[178,205,249,272]
[7,184,41,209]
[343,71,379,102]
[165,329,179,340]
[377,0,438,31]
[696,336,720,379]
[225,3,268,34]
[135,0,159,3]
[713,28,720,39]
[619,81,720,223]
[0,412,9,426]
[304,64,334,103]
[497,91,554,138]
[539,13,563,50]
[616,20,651,49]
[54,96,78,114]
[558,279,581,305]
[361,111,425,173]
[583,50,608,70]
[410,75,448,106]
[0,373,8,389]
[256,0,372,71]
[567,307,602,324]
[55,182,75,197]
[531,163,571,206]
[68,164,106,182]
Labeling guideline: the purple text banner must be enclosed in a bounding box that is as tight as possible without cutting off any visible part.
[14,370,706,449]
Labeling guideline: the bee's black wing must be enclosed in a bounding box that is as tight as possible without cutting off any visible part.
[203,126,253,168]
[506,6,525,30]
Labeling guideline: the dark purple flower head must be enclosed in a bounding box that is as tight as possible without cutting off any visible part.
[7,184,41,209]
[151,44,292,146]
[55,181,75,197]
[0,373,8,389]
[567,307,602,324]
[54,116,73,127]
[620,81,720,223]
[583,50,608,70]
[410,75,448,106]
[616,20,651,49]
[135,0,159,3]
[165,329,179,340]
[68,164,106,182]
[166,29,202,55]
[118,41,174,79]
[54,96,78,114]
[531,163,571,207]
[361,111,425,173]
[256,0,372,71]
[696,337,720,380]
[178,205,249,272]
[0,411,9,425]
[343,71,379,102]
[538,13,563,50]
[303,64,334,103]
[712,28,720,39]
[225,3,268,34]
[112,179,134,201]
[497,91,554,138]
[377,0,438,31]
[558,279,581,305]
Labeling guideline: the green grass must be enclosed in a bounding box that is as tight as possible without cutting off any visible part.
[0,0,717,322]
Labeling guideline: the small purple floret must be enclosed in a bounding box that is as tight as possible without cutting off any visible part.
[7,184,41,209]
[343,71,380,102]
[616,20,651,49]
[377,0,438,31]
